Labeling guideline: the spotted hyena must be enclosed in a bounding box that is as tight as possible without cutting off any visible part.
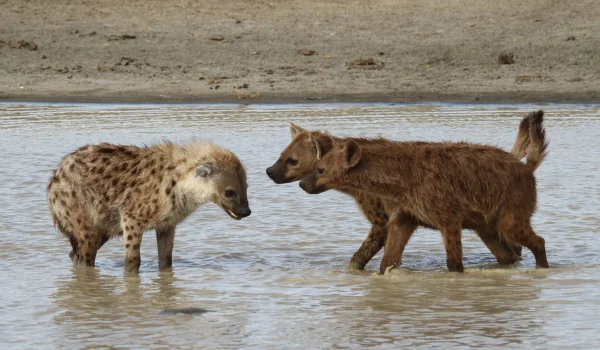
[47,141,251,272]
[266,111,542,270]
[300,111,549,273]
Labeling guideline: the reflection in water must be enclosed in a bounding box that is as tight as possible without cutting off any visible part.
[347,271,545,348]
[1,103,599,348]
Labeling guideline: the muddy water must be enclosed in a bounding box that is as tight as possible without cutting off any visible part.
[1,102,599,349]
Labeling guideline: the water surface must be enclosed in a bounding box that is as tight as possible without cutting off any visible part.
[1,102,599,349]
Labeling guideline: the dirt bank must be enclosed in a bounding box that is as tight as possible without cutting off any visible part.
[0,0,598,103]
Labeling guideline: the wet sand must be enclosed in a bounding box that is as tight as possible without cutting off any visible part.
[1,0,598,103]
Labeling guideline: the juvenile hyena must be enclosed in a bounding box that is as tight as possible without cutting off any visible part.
[300,111,549,273]
[266,111,541,269]
[47,141,251,272]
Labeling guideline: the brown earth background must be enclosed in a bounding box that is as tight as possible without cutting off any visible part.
[0,0,598,103]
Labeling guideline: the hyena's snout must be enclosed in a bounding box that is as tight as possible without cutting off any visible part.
[239,200,251,218]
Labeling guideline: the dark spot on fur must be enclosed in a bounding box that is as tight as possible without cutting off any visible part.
[69,163,75,171]
[112,178,119,186]
[77,145,90,152]
[127,235,133,240]
[171,179,177,187]
[91,157,99,163]
[166,188,171,195]
[151,169,156,175]
[167,165,176,171]
[60,199,67,206]
[71,190,76,197]
[131,168,138,175]
[133,243,140,250]
[125,243,130,248]
[98,148,115,154]
[102,157,109,163]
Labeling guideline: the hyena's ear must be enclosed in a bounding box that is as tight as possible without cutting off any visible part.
[196,161,216,178]
[290,122,306,139]
[343,140,361,168]
[309,135,322,160]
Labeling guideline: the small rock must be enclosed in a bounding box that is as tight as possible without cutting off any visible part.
[7,40,38,50]
[107,34,136,41]
[242,83,249,89]
[215,85,220,89]
[297,49,316,56]
[210,35,225,41]
[40,54,47,59]
[566,77,583,82]
[346,58,384,70]
[160,308,210,315]
[54,67,69,74]
[498,53,514,64]
[566,36,576,41]
[378,51,385,56]
[265,69,274,74]
[235,19,242,24]
[40,65,51,70]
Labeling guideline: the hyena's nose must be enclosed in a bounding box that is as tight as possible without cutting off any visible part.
[299,180,305,189]
[266,167,275,177]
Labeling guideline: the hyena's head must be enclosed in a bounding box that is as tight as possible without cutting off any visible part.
[300,139,361,195]
[182,145,251,220]
[266,122,333,184]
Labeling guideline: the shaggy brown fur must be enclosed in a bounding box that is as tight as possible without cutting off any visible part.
[47,141,250,273]
[268,111,542,269]
[300,111,549,273]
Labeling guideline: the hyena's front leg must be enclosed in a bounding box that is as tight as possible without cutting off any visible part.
[348,194,389,270]
[379,213,418,274]
[121,214,145,273]
[156,225,175,271]
[348,222,387,270]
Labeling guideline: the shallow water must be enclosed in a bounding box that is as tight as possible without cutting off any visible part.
[1,102,599,349]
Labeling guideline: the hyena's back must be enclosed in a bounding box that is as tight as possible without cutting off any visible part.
[47,143,172,244]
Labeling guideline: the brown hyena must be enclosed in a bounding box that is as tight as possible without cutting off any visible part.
[300,111,549,273]
[267,111,542,270]
[47,141,251,273]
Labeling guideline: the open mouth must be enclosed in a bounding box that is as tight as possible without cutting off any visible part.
[225,208,242,220]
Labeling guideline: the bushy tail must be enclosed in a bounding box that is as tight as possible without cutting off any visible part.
[509,110,548,172]
[510,113,532,160]
[525,110,548,172]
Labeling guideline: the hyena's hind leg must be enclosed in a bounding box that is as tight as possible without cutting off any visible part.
[497,214,548,268]
[474,225,519,265]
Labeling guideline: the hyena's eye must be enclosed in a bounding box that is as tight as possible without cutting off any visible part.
[225,189,236,198]
[317,168,325,174]
[287,158,298,166]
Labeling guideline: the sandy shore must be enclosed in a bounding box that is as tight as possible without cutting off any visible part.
[1,0,598,104]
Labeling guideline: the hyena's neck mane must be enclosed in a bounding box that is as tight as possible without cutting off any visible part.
[339,143,418,199]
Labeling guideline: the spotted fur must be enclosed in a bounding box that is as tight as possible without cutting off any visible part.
[47,141,250,272]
